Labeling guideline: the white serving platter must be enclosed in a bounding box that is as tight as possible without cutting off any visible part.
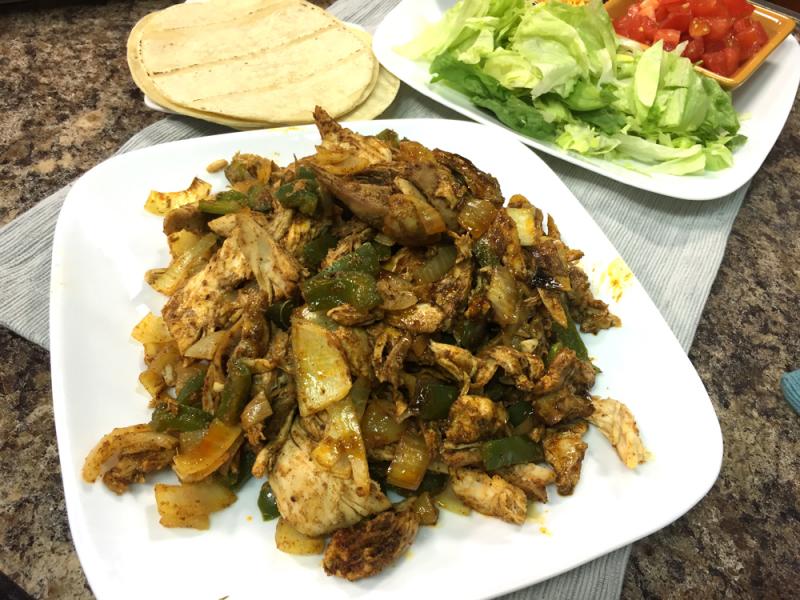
[372,0,800,201]
[50,118,722,600]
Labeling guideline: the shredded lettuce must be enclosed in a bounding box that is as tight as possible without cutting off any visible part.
[407,0,744,175]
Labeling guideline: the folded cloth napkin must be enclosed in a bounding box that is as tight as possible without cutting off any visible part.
[0,1,752,598]
[781,370,800,414]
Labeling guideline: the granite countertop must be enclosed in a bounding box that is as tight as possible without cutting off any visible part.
[1,1,798,598]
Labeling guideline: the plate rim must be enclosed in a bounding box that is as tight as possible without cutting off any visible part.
[50,118,723,600]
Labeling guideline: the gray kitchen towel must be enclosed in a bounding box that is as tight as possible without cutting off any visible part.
[0,0,749,598]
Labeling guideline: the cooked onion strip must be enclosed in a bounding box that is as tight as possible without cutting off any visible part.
[155,480,236,530]
[173,419,243,482]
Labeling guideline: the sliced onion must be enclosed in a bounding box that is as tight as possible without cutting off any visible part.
[292,318,352,417]
[173,418,243,482]
[167,230,203,258]
[386,429,430,490]
[458,198,497,238]
[487,266,520,326]
[275,518,325,555]
[131,313,172,345]
[361,399,406,449]
[538,288,568,328]
[377,275,418,311]
[312,397,370,497]
[506,207,538,246]
[419,245,457,284]
[240,391,273,430]
[144,177,211,216]
[147,232,217,295]
[155,480,236,530]
[179,430,205,454]
[184,330,228,360]
[435,482,472,516]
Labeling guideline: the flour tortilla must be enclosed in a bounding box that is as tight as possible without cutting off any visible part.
[132,0,378,124]
[128,11,398,129]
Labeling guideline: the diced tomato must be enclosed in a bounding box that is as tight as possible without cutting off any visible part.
[689,0,718,17]
[733,16,753,33]
[653,28,682,50]
[689,17,711,37]
[617,14,658,43]
[702,45,741,76]
[738,41,761,60]
[614,0,764,76]
[723,45,741,71]
[735,21,769,47]
[722,0,754,18]
[660,3,693,30]
[683,37,706,61]
[706,16,735,40]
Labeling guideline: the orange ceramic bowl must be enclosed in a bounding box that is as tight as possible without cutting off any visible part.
[604,0,798,89]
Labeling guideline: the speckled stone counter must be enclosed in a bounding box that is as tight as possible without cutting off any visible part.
[1,1,798,598]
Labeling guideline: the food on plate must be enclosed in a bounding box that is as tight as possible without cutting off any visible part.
[612,0,769,76]
[82,107,647,580]
[401,0,745,175]
[127,0,399,129]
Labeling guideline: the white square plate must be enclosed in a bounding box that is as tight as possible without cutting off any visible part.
[51,119,722,600]
[372,0,800,201]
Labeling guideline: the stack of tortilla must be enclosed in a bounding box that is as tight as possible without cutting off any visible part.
[127,0,400,129]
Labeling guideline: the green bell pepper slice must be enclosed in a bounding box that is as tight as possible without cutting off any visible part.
[481,435,544,471]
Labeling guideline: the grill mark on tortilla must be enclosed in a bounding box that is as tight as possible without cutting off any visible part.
[145,21,341,76]
[176,47,370,104]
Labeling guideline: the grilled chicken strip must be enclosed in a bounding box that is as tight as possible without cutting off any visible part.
[162,235,251,352]
[451,468,527,525]
[587,397,648,468]
[323,509,420,581]
[543,421,589,496]
[497,463,556,503]
[269,420,391,537]
[445,395,507,445]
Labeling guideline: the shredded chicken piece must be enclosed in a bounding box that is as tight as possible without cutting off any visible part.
[313,106,393,173]
[323,509,419,581]
[429,342,496,389]
[162,204,209,236]
[534,386,594,426]
[371,326,411,387]
[566,267,622,333]
[235,211,302,302]
[102,449,175,495]
[531,348,595,395]
[481,346,544,391]
[445,395,507,444]
[82,424,178,492]
[162,235,251,352]
[450,468,527,525]
[327,304,381,327]
[543,421,589,496]
[497,463,555,503]
[385,303,444,334]
[269,421,391,537]
[440,447,483,468]
[432,259,472,318]
[587,397,647,468]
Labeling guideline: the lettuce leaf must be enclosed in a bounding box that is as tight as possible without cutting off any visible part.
[411,0,745,174]
[430,53,555,140]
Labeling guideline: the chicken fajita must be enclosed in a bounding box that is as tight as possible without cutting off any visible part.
[82,108,647,580]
